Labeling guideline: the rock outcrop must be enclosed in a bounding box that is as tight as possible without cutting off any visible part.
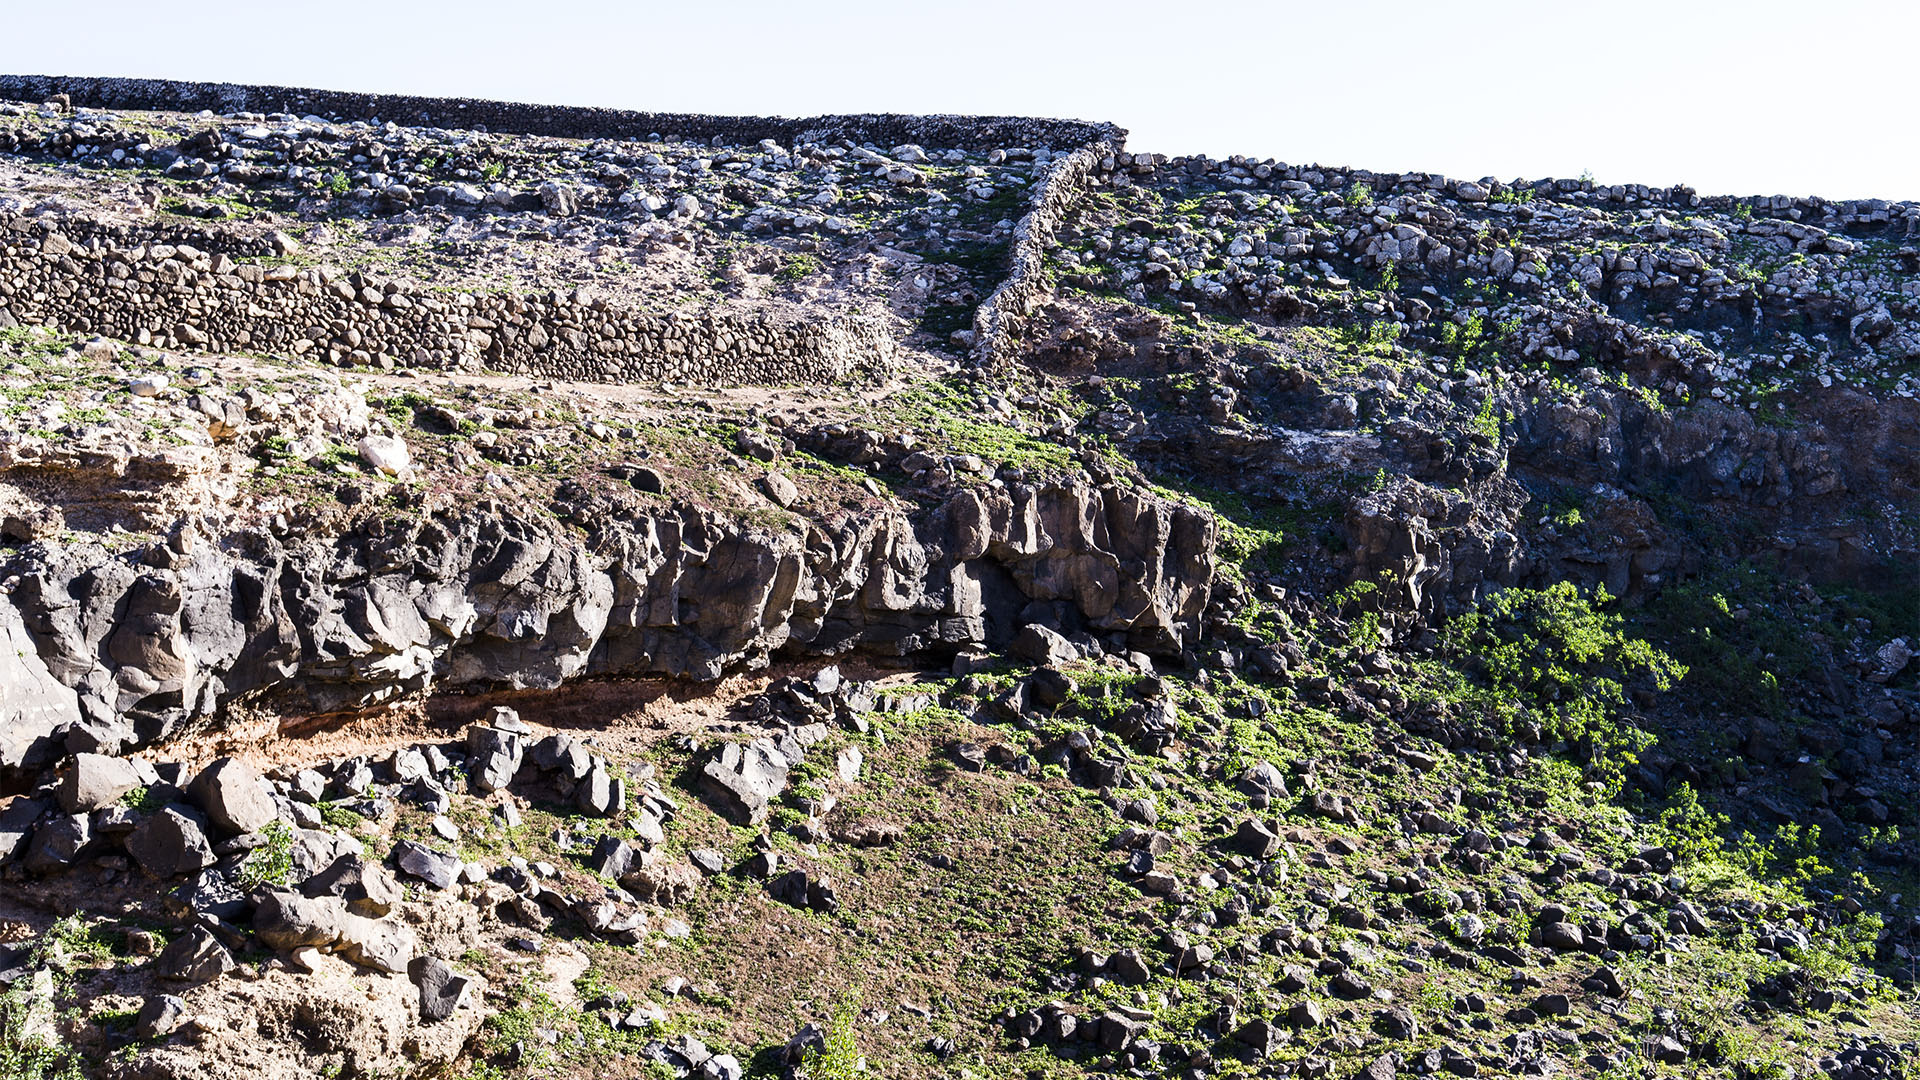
[0,479,1212,765]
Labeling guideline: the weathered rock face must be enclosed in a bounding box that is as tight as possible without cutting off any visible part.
[1512,386,1920,515]
[0,478,1213,764]
[0,601,84,768]
[1338,378,1920,629]
[104,953,480,1080]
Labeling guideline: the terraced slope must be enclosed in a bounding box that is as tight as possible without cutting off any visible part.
[0,80,1912,1080]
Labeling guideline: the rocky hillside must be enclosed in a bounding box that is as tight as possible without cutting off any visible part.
[0,78,1913,1080]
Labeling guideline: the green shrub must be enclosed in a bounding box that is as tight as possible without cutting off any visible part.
[1471,394,1501,441]
[0,980,82,1080]
[778,253,822,283]
[119,786,167,814]
[238,820,294,889]
[1441,581,1684,786]
[802,999,863,1080]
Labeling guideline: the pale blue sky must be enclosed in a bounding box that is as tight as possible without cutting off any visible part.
[4,0,1914,199]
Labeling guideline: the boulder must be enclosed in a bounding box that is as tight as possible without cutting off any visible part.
[0,603,83,770]
[575,757,621,817]
[125,805,218,878]
[357,434,412,478]
[393,840,462,890]
[619,852,701,905]
[1532,992,1572,1018]
[1377,1005,1419,1039]
[1541,921,1585,951]
[301,853,402,916]
[170,869,251,921]
[1235,1017,1284,1056]
[699,740,789,825]
[189,757,277,835]
[1587,965,1627,997]
[1238,760,1290,798]
[253,891,348,951]
[465,723,525,794]
[531,733,591,780]
[0,798,48,865]
[135,994,188,1039]
[1096,1012,1143,1051]
[155,925,235,982]
[409,955,470,1022]
[588,836,639,879]
[57,753,142,814]
[1357,1053,1400,1080]
[759,472,799,508]
[1011,623,1078,665]
[782,1023,827,1066]
[631,808,666,849]
[23,814,90,873]
[337,913,415,974]
[1234,818,1280,858]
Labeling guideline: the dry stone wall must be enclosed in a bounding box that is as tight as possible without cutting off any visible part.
[0,213,889,383]
[0,75,1122,159]
[971,141,1116,366]
[0,75,1136,384]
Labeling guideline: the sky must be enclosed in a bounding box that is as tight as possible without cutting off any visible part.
[2,0,1915,200]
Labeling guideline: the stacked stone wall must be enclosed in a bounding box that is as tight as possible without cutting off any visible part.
[0,74,1122,156]
[0,75,1130,381]
[0,214,888,383]
[971,141,1115,366]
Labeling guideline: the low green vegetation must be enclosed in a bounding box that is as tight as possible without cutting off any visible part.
[237,820,295,889]
[1441,581,1684,788]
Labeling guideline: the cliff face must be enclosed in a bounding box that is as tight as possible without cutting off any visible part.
[0,478,1212,767]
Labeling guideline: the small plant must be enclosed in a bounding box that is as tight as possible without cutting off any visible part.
[802,998,864,1080]
[778,253,821,283]
[1437,313,1488,364]
[372,391,434,426]
[480,983,572,1071]
[44,916,110,962]
[1471,394,1501,442]
[321,171,350,196]
[315,802,363,830]
[0,920,93,1080]
[0,979,82,1080]
[1345,182,1372,208]
[119,786,167,814]
[1336,319,1403,357]
[238,820,295,888]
